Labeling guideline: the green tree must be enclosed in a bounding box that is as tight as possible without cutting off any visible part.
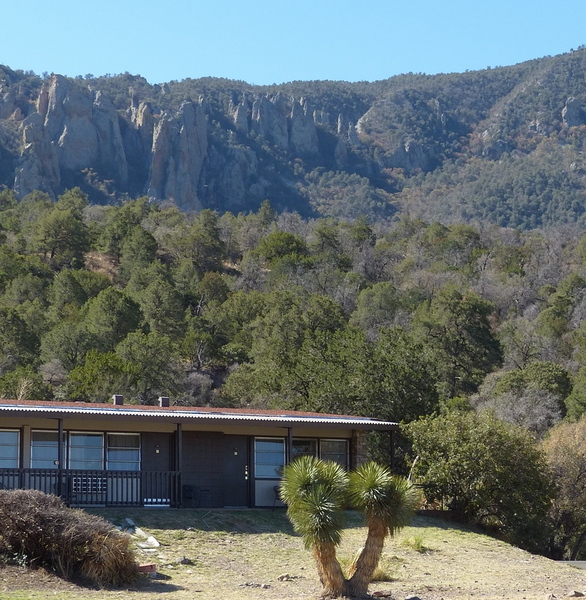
[135,280,186,340]
[0,188,17,211]
[0,245,26,294]
[40,322,96,371]
[221,292,346,408]
[117,225,158,283]
[169,209,226,274]
[172,258,201,313]
[115,331,179,404]
[70,269,111,300]
[350,281,403,336]
[538,273,586,357]
[413,285,503,398]
[68,350,129,403]
[1,273,49,308]
[235,291,306,398]
[309,219,342,255]
[181,312,229,370]
[0,307,40,374]
[98,197,154,259]
[81,287,143,352]
[193,271,230,314]
[213,290,267,362]
[565,367,586,421]
[0,365,48,401]
[125,261,172,297]
[408,411,555,552]
[256,231,308,264]
[55,187,89,213]
[372,328,439,422]
[47,270,88,323]
[256,199,277,226]
[30,191,90,270]
[496,361,572,403]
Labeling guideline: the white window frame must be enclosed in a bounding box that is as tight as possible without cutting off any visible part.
[254,437,286,479]
[0,429,19,468]
[68,432,104,471]
[106,433,141,472]
[319,438,349,470]
[30,430,65,469]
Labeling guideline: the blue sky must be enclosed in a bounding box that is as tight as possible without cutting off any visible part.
[2,1,585,85]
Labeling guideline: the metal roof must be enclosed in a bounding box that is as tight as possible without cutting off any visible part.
[0,400,398,431]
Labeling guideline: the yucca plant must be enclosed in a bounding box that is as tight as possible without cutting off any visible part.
[280,455,349,597]
[346,462,420,597]
[281,458,418,598]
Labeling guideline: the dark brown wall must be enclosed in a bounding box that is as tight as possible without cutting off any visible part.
[182,431,227,507]
[142,432,173,472]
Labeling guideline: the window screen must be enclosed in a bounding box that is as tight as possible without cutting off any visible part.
[255,438,285,479]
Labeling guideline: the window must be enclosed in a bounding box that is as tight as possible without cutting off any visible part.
[320,439,349,469]
[31,431,63,469]
[69,433,104,470]
[292,439,317,459]
[106,434,140,471]
[0,430,19,468]
[291,438,348,469]
[255,438,285,479]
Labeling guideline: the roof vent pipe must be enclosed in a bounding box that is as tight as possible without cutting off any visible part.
[159,396,170,407]
[112,394,124,406]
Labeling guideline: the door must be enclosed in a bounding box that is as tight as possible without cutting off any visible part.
[222,435,250,507]
[141,432,173,504]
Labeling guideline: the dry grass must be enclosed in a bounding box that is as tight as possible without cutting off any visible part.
[84,251,118,280]
[1,509,586,600]
[0,490,138,587]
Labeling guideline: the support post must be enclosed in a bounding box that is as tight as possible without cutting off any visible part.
[57,418,64,498]
[286,427,293,464]
[176,423,183,507]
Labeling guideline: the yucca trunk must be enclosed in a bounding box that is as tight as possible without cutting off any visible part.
[313,541,348,598]
[347,519,388,597]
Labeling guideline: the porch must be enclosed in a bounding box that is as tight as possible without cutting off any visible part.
[0,468,181,508]
[0,397,398,509]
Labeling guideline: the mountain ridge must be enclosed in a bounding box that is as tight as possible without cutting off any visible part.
[2,47,586,228]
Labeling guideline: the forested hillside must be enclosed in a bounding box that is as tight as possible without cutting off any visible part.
[1,187,585,425]
[2,47,586,227]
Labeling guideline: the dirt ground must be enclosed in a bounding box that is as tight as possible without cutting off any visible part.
[0,511,585,600]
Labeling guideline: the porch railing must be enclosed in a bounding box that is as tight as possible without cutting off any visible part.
[0,469,181,508]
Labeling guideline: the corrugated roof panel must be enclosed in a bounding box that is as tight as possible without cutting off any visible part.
[0,400,398,430]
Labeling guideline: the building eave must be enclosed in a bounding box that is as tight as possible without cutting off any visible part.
[0,401,398,431]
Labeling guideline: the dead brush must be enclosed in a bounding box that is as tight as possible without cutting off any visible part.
[0,489,138,587]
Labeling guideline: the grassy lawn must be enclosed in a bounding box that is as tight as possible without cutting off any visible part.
[1,509,586,600]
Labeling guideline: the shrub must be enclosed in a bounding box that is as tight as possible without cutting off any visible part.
[0,489,138,586]
[542,417,586,559]
[402,535,427,553]
[407,411,556,553]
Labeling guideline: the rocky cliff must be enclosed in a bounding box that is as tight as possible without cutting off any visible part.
[2,48,586,223]
[0,73,374,211]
